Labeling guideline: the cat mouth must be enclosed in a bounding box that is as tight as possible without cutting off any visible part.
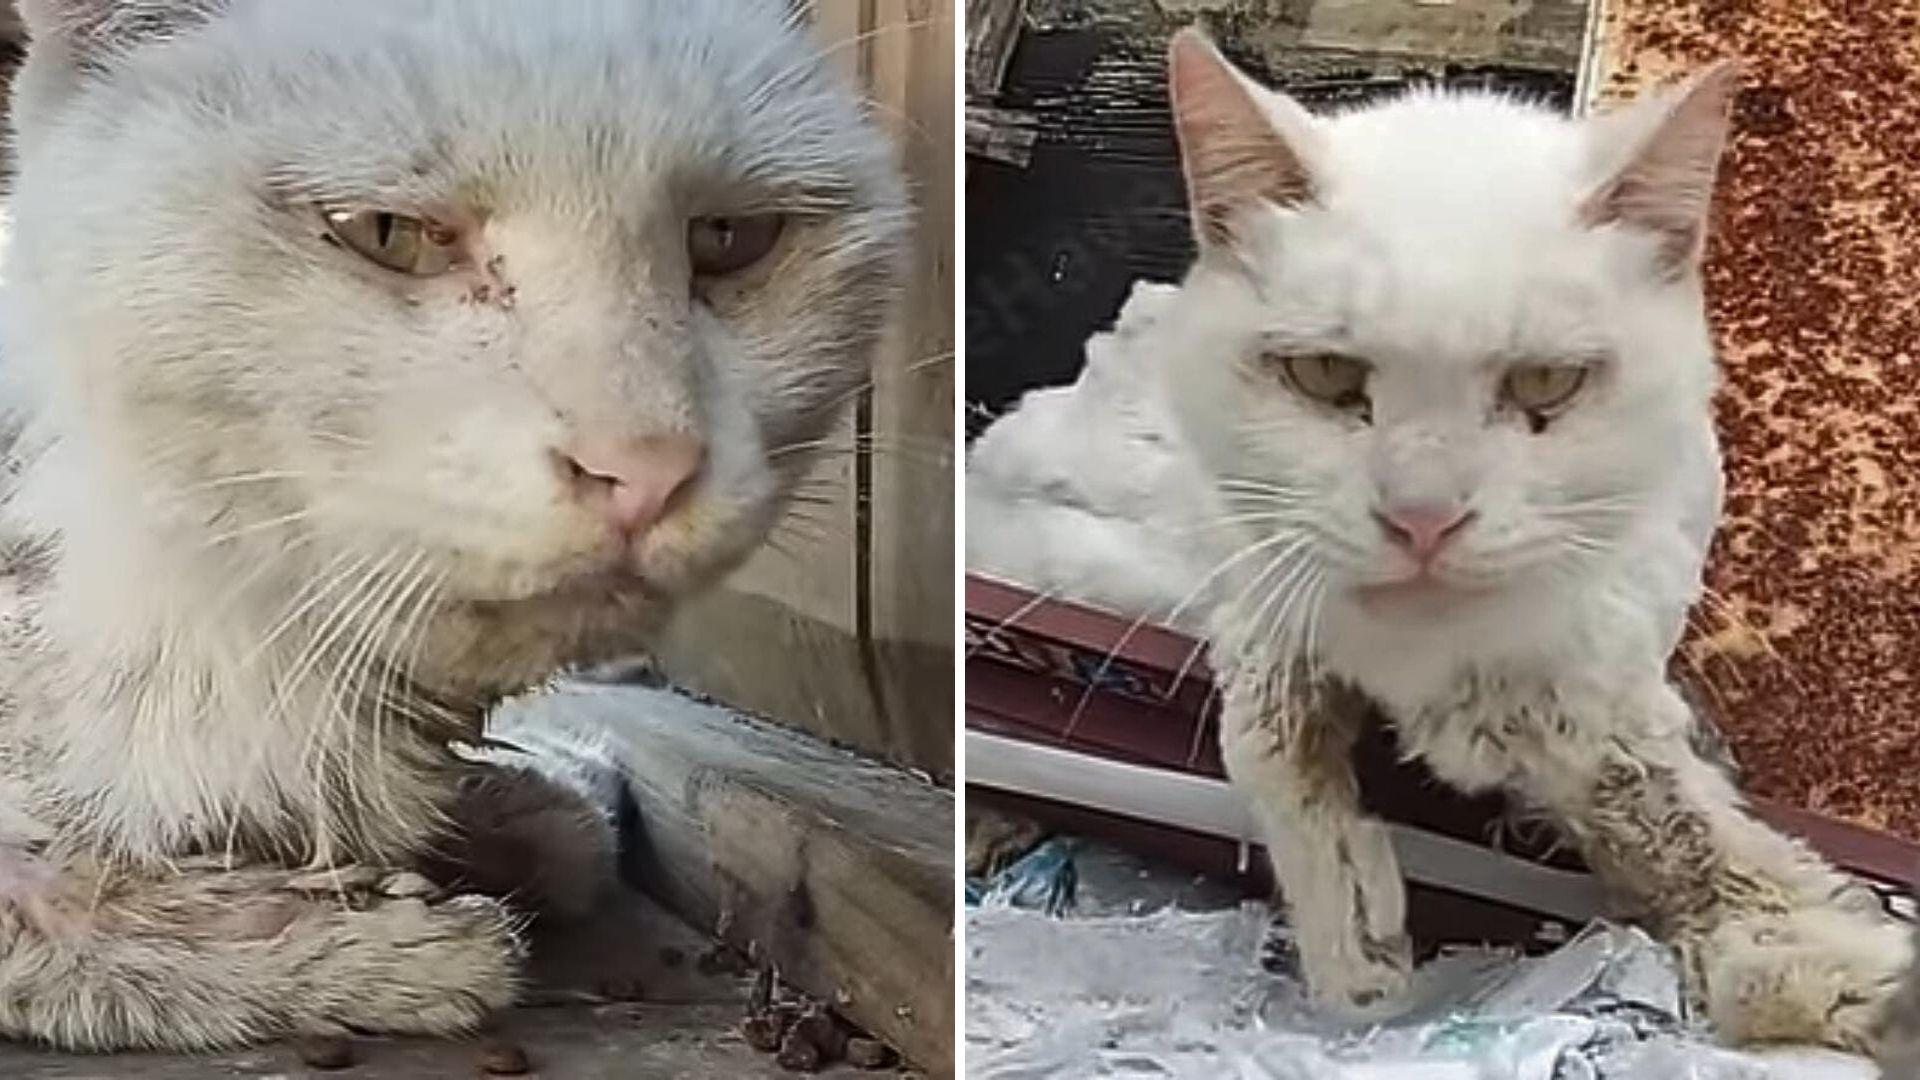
[472,564,663,611]
[1350,574,1481,612]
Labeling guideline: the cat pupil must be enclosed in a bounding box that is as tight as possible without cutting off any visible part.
[374,213,395,248]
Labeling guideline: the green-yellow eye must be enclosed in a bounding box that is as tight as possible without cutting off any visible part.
[1276,353,1371,413]
[324,209,461,276]
[1501,363,1590,415]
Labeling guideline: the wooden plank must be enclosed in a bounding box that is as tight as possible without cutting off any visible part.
[967,0,1027,98]
[865,0,958,775]
[494,683,955,1078]
[654,0,955,776]
[654,0,877,759]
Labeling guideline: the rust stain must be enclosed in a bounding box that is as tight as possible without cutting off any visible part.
[1599,1,1920,835]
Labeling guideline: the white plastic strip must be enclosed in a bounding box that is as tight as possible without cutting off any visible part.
[967,728,1608,923]
[1572,0,1612,115]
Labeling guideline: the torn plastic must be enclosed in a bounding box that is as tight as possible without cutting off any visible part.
[966,903,1877,1079]
[969,837,1081,916]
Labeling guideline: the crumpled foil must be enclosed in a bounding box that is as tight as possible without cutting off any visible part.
[965,902,1877,1079]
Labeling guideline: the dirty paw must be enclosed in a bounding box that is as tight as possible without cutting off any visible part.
[1305,937,1413,1016]
[283,866,445,902]
[300,891,525,1037]
[426,761,619,919]
[1692,906,1911,1055]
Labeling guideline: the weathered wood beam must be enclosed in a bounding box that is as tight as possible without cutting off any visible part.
[494,683,955,1078]
[966,0,1026,99]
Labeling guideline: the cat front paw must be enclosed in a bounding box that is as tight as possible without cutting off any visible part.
[1689,905,1911,1056]
[300,888,524,1037]
[427,758,620,920]
[1303,933,1413,1015]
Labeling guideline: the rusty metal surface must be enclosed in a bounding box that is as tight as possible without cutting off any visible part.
[1596,2,1920,835]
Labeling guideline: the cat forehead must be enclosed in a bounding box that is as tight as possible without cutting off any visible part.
[1250,225,1614,350]
[1221,95,1623,347]
[61,0,874,204]
[1313,91,1596,230]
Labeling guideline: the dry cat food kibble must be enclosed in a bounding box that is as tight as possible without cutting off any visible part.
[741,1013,787,1053]
[775,1026,823,1073]
[595,976,645,1002]
[295,1036,356,1071]
[741,976,886,1073]
[792,1006,848,1062]
[295,1036,357,1071]
[697,944,752,977]
[845,1038,897,1070]
[477,1038,531,1076]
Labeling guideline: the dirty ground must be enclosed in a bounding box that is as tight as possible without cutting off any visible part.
[0,886,905,1079]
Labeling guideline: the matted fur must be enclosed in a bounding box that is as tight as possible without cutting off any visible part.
[1155,31,1902,1054]
[0,0,907,1051]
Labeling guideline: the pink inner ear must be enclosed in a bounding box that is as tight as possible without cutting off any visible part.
[1167,29,1315,250]
[1580,63,1741,275]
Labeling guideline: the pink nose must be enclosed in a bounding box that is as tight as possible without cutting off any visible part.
[559,434,705,538]
[1374,502,1474,560]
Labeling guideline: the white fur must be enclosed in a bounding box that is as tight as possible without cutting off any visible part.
[1186,66,1904,1055]
[0,0,906,867]
[0,0,909,1050]
[967,40,1907,1055]
[1151,81,1720,687]
[966,281,1220,631]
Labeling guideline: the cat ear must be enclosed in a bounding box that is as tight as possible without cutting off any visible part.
[18,0,225,70]
[1579,61,1743,276]
[11,0,226,151]
[1167,27,1320,252]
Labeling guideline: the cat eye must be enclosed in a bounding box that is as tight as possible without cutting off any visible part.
[1274,353,1371,415]
[323,209,461,276]
[1500,363,1590,417]
[688,214,785,277]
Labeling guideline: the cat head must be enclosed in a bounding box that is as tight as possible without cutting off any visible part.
[3,0,909,691]
[1155,29,1736,629]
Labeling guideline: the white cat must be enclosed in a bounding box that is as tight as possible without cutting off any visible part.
[974,29,1907,1056]
[966,279,1221,632]
[0,0,906,1051]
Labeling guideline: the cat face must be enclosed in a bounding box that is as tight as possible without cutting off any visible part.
[4,0,907,677]
[1157,32,1734,626]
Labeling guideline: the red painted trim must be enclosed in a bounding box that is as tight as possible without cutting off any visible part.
[965,573,1920,888]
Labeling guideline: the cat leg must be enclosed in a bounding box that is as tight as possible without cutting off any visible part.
[0,851,520,1052]
[1491,683,1908,1055]
[1876,921,1920,1077]
[1219,668,1410,1010]
[427,733,624,921]
[965,805,1047,878]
